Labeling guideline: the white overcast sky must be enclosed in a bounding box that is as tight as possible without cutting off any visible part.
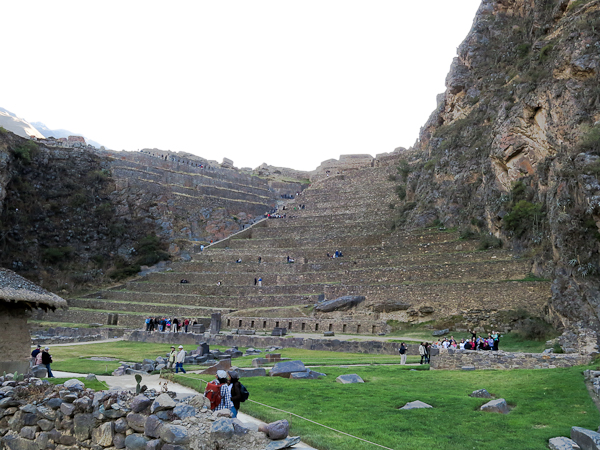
[3,1,480,171]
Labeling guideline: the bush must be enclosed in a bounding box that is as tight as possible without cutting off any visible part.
[478,234,503,250]
[516,43,531,58]
[0,126,7,135]
[12,141,39,164]
[459,227,477,240]
[503,200,544,238]
[387,174,397,182]
[397,160,411,182]
[577,124,600,155]
[43,247,73,264]
[517,318,555,341]
[539,43,554,63]
[395,184,407,200]
[424,159,438,171]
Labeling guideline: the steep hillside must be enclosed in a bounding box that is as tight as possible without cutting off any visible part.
[0,108,44,139]
[0,131,305,293]
[392,0,600,330]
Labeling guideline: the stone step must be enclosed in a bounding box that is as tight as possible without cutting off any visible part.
[68,298,222,317]
[92,290,320,309]
[169,249,514,274]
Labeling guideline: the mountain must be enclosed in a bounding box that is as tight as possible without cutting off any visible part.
[31,121,103,149]
[0,107,44,139]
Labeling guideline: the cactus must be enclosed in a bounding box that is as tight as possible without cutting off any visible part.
[13,371,24,382]
[135,374,143,394]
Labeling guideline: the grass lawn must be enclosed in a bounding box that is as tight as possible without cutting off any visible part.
[43,341,423,375]
[47,377,109,391]
[171,365,599,450]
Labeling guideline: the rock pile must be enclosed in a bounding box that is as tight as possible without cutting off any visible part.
[0,375,300,450]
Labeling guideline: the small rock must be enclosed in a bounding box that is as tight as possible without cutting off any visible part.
[269,361,306,378]
[151,394,176,414]
[265,436,302,450]
[160,424,189,445]
[126,412,148,433]
[549,436,581,450]
[400,401,433,410]
[144,414,163,439]
[469,389,491,398]
[480,399,510,414]
[63,379,85,391]
[92,421,114,446]
[130,395,153,414]
[173,404,196,420]
[260,420,289,440]
[210,418,234,439]
[335,374,364,384]
[113,432,126,449]
[20,426,37,440]
[123,433,148,450]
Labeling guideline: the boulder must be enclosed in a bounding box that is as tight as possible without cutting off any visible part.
[237,368,267,377]
[123,433,148,450]
[187,395,210,409]
[62,394,78,403]
[265,436,302,450]
[291,369,326,379]
[114,417,128,434]
[130,395,153,413]
[549,436,581,450]
[146,439,163,450]
[432,328,449,336]
[173,404,196,419]
[60,402,75,416]
[469,389,492,398]
[73,396,91,413]
[571,427,600,450]
[159,424,189,445]
[480,399,510,414]
[92,421,114,447]
[199,360,231,375]
[46,398,63,410]
[126,412,148,432]
[314,295,365,312]
[0,435,39,450]
[86,373,97,381]
[150,394,176,413]
[323,331,335,337]
[335,374,364,384]
[252,358,268,367]
[113,433,126,449]
[35,432,49,450]
[19,426,37,440]
[211,418,234,440]
[400,401,433,410]
[73,413,95,440]
[30,365,47,379]
[269,361,306,378]
[63,379,85,391]
[260,419,289,440]
[144,414,163,439]
[37,419,54,431]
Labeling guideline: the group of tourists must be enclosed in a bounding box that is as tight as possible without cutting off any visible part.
[326,250,344,258]
[31,344,54,377]
[145,317,196,333]
[204,369,247,418]
[433,331,500,351]
[166,345,188,373]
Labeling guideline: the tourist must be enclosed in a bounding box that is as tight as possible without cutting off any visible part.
[200,245,204,251]
[258,256,262,263]
[176,345,186,373]
[173,318,179,333]
[145,317,151,331]
[492,330,499,350]
[228,371,242,418]
[258,277,262,287]
[167,346,176,369]
[424,343,431,363]
[419,342,426,364]
[184,318,189,333]
[254,278,257,286]
[41,347,54,378]
[399,342,407,365]
[166,318,172,332]
[31,344,41,360]
[215,370,233,412]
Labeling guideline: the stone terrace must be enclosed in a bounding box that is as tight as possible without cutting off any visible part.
[57,156,552,334]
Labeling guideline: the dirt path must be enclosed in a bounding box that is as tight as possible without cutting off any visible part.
[44,338,125,347]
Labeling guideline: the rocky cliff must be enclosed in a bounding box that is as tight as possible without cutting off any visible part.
[0,131,306,293]
[392,0,600,330]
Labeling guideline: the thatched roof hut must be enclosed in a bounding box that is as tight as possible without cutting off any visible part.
[0,268,67,374]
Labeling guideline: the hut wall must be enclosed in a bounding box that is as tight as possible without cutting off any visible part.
[0,303,31,374]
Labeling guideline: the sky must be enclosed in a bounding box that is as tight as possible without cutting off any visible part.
[2,1,481,171]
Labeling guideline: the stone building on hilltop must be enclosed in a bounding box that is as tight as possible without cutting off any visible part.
[0,268,67,374]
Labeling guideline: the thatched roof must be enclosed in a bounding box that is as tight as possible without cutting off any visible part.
[0,268,67,311]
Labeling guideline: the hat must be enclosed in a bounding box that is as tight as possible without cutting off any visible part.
[227,370,239,380]
[216,370,227,379]
[37,344,41,348]
[44,347,49,350]
[178,345,183,349]
[171,346,175,348]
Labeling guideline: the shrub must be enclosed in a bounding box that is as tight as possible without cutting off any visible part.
[503,200,544,238]
[539,43,554,63]
[395,184,407,200]
[0,126,7,135]
[387,174,397,182]
[397,160,411,182]
[478,234,503,250]
[459,227,477,240]
[577,124,600,155]
[43,247,73,264]
[424,159,438,171]
[516,43,531,58]
[12,141,39,164]
[517,318,555,341]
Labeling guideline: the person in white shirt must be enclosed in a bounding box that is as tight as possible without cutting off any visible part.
[176,345,187,373]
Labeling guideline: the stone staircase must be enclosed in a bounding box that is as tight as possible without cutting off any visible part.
[44,156,552,334]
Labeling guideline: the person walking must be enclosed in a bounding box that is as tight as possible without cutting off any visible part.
[258,277,262,287]
[399,342,407,365]
[41,347,54,378]
[419,342,426,365]
[215,370,232,412]
[228,371,242,418]
[184,318,189,333]
[167,346,176,369]
[176,345,186,373]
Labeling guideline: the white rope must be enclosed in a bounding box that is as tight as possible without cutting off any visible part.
[168,373,396,450]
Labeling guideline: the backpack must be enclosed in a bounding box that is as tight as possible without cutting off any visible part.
[240,383,250,402]
[205,382,222,410]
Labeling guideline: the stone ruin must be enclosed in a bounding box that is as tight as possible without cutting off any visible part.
[0,374,300,450]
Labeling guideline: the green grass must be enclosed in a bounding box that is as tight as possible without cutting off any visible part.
[171,365,599,450]
[41,341,422,375]
[30,320,129,329]
[46,377,109,391]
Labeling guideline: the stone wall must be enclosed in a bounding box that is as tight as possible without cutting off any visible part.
[221,316,386,335]
[0,303,31,374]
[127,330,419,355]
[429,348,591,370]
[30,327,128,345]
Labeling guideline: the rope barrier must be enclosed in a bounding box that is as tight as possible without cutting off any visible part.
[168,373,396,450]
